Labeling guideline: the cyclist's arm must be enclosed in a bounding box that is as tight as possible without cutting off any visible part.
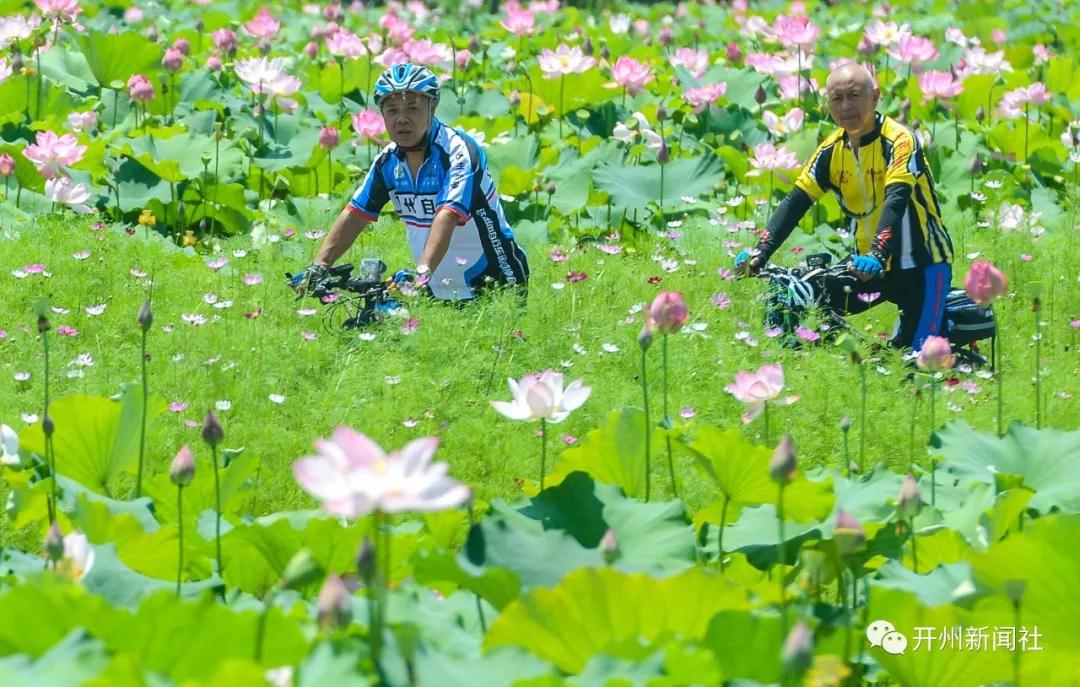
[868,183,911,263]
[313,207,372,267]
[756,187,814,264]
[416,208,459,272]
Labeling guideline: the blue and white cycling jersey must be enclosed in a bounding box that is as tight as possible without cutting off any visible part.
[348,117,529,300]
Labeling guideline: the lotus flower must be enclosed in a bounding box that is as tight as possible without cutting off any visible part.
[537,44,596,78]
[669,47,709,78]
[212,28,236,53]
[352,109,387,142]
[292,427,470,518]
[0,58,11,85]
[682,83,728,112]
[964,260,1008,306]
[746,142,801,177]
[127,74,155,102]
[1,423,19,466]
[22,131,87,179]
[35,0,81,26]
[500,7,535,36]
[916,335,955,371]
[762,108,804,137]
[59,531,95,581]
[326,29,366,59]
[44,177,92,213]
[242,7,279,39]
[649,292,688,334]
[886,34,938,64]
[864,20,911,48]
[611,56,653,96]
[0,152,15,176]
[725,363,799,424]
[0,16,38,48]
[491,370,591,423]
[918,71,963,101]
[767,14,819,50]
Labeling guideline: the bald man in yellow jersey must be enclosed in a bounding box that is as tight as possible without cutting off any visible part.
[737,63,954,351]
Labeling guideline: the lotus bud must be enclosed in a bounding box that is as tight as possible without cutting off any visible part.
[468,35,481,53]
[600,42,610,61]
[1032,295,1041,312]
[781,620,814,675]
[857,35,876,54]
[649,292,688,334]
[659,26,674,46]
[37,314,51,334]
[656,104,667,121]
[281,548,322,590]
[582,37,593,56]
[769,435,797,485]
[318,127,340,150]
[169,445,196,486]
[1003,579,1026,606]
[316,574,352,630]
[975,106,985,122]
[637,320,654,351]
[725,41,742,63]
[201,411,224,446]
[898,473,923,518]
[45,521,64,563]
[657,140,670,164]
[356,537,376,582]
[303,41,319,59]
[42,411,55,438]
[545,180,556,195]
[969,155,983,175]
[599,528,619,564]
[833,509,865,556]
[146,24,159,43]
[172,38,191,56]
[754,85,767,105]
[839,414,851,433]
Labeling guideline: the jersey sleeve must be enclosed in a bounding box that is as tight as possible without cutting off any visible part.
[883,130,919,188]
[435,134,482,224]
[794,141,834,200]
[348,155,391,221]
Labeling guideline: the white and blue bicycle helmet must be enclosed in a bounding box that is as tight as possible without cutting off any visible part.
[372,63,441,109]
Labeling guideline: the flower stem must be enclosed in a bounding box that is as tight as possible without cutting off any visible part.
[1034,313,1042,429]
[539,417,547,490]
[43,326,56,524]
[842,429,851,478]
[996,333,1004,437]
[777,483,788,640]
[641,349,651,502]
[254,590,272,662]
[176,485,184,597]
[929,378,937,505]
[763,401,770,447]
[211,444,223,576]
[910,516,918,573]
[662,334,678,498]
[558,73,565,139]
[718,494,729,572]
[858,364,867,471]
[136,329,148,497]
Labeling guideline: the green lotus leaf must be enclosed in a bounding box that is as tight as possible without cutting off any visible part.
[593,154,723,217]
[18,389,167,495]
[932,421,1080,514]
[485,566,751,673]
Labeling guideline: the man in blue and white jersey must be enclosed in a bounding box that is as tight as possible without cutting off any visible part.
[301,63,529,301]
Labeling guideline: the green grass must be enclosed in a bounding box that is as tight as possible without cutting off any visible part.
[1,210,1078,528]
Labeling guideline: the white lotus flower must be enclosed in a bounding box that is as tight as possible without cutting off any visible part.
[490,369,591,423]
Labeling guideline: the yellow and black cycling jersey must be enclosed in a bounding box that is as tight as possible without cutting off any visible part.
[759,113,953,271]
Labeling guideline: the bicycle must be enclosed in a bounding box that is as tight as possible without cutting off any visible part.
[752,253,997,367]
[286,258,413,331]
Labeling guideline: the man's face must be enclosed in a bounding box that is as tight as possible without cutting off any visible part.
[826,76,879,138]
[381,92,433,149]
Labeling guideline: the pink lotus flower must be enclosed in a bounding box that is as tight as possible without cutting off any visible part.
[67,110,97,132]
[44,177,92,213]
[242,8,279,39]
[670,48,709,78]
[352,109,387,142]
[23,131,87,180]
[500,7,535,36]
[318,127,340,150]
[746,142,800,176]
[964,260,1008,306]
[162,47,184,71]
[0,58,13,85]
[0,153,15,176]
[292,427,470,517]
[0,16,38,47]
[768,14,819,50]
[404,38,451,66]
[326,29,365,59]
[682,83,727,112]
[918,71,963,102]
[864,20,910,48]
[887,34,938,64]
[916,335,955,371]
[762,108,804,137]
[725,363,799,424]
[127,74,154,102]
[35,0,81,26]
[648,291,688,334]
[537,45,596,79]
[611,56,653,96]
[998,83,1051,119]
[212,28,237,53]
[379,12,414,44]
[234,57,303,113]
[777,74,817,102]
[491,370,591,423]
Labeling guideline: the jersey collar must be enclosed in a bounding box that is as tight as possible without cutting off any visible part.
[843,112,884,147]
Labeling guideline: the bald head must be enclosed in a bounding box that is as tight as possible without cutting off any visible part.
[825,62,880,139]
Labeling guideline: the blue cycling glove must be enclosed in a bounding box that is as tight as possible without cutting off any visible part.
[734,250,750,268]
[851,254,884,277]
